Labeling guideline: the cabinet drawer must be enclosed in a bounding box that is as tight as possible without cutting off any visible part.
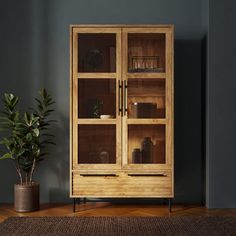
[72,172,172,198]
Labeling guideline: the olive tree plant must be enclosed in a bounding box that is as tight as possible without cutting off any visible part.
[0,89,55,185]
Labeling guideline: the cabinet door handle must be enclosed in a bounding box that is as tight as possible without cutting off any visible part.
[118,80,122,116]
[80,174,118,177]
[124,80,128,115]
[128,173,167,177]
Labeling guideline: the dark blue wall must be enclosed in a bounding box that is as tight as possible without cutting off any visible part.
[206,0,236,208]
[0,0,205,204]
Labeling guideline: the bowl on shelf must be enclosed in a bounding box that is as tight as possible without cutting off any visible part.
[100,115,113,119]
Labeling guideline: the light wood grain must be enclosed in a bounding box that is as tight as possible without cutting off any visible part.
[165,29,174,190]
[77,119,117,125]
[70,25,174,199]
[70,24,174,29]
[72,29,78,184]
[127,119,167,125]
[116,29,122,169]
[122,28,128,167]
[69,26,73,197]
[73,27,123,34]
[127,73,166,78]
[77,73,116,79]
[72,172,172,198]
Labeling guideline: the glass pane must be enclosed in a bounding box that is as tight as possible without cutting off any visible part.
[78,33,116,72]
[128,33,165,73]
[78,125,116,164]
[78,79,116,118]
[128,125,165,164]
[128,79,165,118]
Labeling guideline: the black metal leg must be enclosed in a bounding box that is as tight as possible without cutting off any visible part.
[168,198,172,213]
[83,197,86,204]
[73,198,81,212]
[163,198,167,205]
[73,198,76,212]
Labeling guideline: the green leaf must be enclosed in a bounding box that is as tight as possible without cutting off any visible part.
[4,93,11,104]
[15,149,26,157]
[34,98,43,106]
[47,101,56,106]
[0,110,9,116]
[0,153,12,160]
[11,96,19,108]
[0,138,10,146]
[25,133,32,141]
[24,112,31,126]
[33,128,39,137]
[31,116,39,126]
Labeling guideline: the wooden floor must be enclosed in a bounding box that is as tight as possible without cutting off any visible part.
[1,202,236,223]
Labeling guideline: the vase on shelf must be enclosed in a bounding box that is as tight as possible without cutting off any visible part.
[132,148,142,164]
[141,137,153,164]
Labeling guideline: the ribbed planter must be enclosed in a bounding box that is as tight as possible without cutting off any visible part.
[14,183,39,212]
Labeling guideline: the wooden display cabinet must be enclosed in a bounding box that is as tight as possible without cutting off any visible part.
[70,25,174,212]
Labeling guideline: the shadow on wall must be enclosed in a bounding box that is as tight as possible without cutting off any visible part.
[174,39,205,204]
[48,112,70,203]
[34,111,70,203]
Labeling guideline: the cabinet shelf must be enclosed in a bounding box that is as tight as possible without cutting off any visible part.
[128,94,165,97]
[77,118,117,125]
[77,73,117,79]
[127,119,166,124]
[127,73,166,79]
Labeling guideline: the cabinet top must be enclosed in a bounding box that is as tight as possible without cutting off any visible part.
[70,24,174,29]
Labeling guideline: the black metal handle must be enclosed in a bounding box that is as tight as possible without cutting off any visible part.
[80,174,118,177]
[124,80,128,115]
[128,173,167,177]
[118,80,122,116]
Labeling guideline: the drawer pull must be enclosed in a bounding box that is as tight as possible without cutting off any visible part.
[80,174,118,177]
[128,174,167,177]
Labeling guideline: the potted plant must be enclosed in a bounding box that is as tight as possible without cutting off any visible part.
[0,89,55,212]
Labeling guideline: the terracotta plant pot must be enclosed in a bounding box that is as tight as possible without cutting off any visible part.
[14,183,39,212]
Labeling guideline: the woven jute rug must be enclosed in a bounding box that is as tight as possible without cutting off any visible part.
[0,216,236,236]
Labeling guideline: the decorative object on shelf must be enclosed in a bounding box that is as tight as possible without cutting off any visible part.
[141,137,153,164]
[132,148,142,164]
[85,49,104,71]
[99,151,109,163]
[131,102,157,118]
[71,25,174,213]
[0,89,56,212]
[86,98,103,118]
[100,115,113,119]
[128,56,164,73]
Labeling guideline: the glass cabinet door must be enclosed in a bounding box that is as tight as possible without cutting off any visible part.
[122,28,173,169]
[128,33,166,73]
[127,78,166,119]
[128,125,165,164]
[78,125,116,164]
[78,78,116,119]
[72,28,121,169]
[77,77,117,165]
[78,33,116,73]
